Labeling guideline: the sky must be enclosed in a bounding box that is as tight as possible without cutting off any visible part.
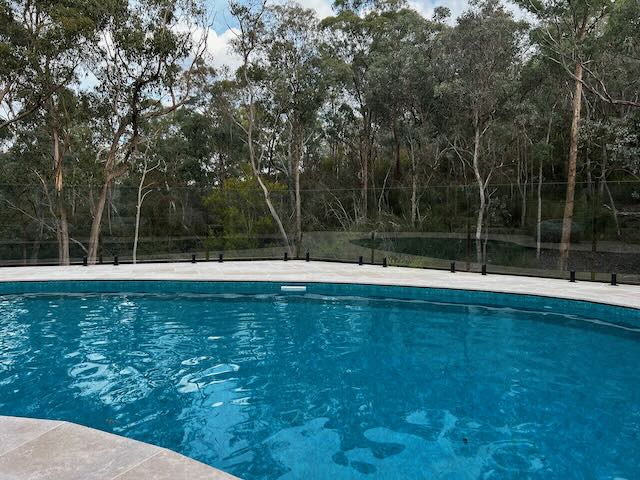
[202,0,497,72]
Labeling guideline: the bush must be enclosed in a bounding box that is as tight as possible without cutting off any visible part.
[537,219,582,243]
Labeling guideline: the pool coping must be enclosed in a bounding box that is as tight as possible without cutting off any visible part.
[0,415,238,479]
[0,260,638,310]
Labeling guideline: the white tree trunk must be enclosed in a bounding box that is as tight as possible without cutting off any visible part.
[559,63,584,270]
[472,122,485,265]
[244,81,291,256]
[409,139,417,227]
[291,121,303,257]
[537,104,556,259]
[52,128,70,265]
[133,162,148,264]
[536,158,543,259]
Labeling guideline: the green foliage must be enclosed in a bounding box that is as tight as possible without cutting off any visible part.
[204,175,287,251]
[1,0,640,273]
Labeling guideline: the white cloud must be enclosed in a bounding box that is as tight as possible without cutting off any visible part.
[204,27,242,73]
[202,0,533,74]
[181,20,242,74]
[201,0,334,76]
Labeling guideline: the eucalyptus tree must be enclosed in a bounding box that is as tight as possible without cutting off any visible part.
[1,1,107,263]
[0,0,104,131]
[516,0,618,269]
[548,0,640,110]
[321,6,381,221]
[514,54,567,257]
[41,89,93,263]
[0,120,54,262]
[263,4,326,255]
[229,0,292,255]
[85,0,207,264]
[0,101,95,263]
[440,0,527,264]
[393,9,448,226]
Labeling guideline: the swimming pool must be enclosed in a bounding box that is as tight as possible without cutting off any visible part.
[0,280,638,479]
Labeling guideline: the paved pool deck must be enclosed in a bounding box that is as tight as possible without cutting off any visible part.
[0,260,638,309]
[0,260,638,480]
[0,416,237,480]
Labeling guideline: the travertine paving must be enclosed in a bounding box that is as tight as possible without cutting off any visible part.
[0,416,237,480]
[0,260,638,309]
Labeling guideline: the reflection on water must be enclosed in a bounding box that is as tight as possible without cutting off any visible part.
[0,293,639,479]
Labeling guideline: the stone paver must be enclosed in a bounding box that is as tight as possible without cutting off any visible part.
[114,450,233,480]
[0,417,238,480]
[0,260,637,309]
[0,417,62,457]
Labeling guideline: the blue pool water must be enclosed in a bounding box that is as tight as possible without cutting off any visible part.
[0,281,639,479]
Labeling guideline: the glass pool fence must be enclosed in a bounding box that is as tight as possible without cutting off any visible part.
[1,180,639,285]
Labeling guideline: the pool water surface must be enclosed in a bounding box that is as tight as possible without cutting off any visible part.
[0,282,638,479]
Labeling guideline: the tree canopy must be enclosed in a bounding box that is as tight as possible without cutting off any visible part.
[1,0,639,276]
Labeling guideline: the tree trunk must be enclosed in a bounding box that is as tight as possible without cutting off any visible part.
[133,164,147,264]
[21,225,27,265]
[393,119,401,178]
[536,157,543,260]
[30,215,44,264]
[472,120,485,265]
[255,170,291,255]
[517,137,527,228]
[601,144,621,239]
[87,180,110,264]
[291,119,303,258]
[559,63,584,270]
[409,139,417,227]
[521,188,527,228]
[361,117,370,222]
[239,48,291,256]
[483,195,490,264]
[603,179,620,240]
[537,106,554,259]
[52,128,70,265]
[521,158,527,228]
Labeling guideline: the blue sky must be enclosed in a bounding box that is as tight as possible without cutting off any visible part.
[204,0,473,33]
[205,0,240,33]
[202,0,476,69]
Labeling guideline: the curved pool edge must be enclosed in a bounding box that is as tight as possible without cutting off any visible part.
[0,261,638,328]
[0,260,638,306]
[0,415,239,480]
